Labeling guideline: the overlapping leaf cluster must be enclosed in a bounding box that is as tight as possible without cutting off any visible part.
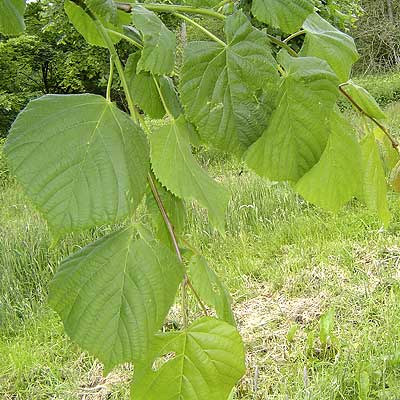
[1,0,399,398]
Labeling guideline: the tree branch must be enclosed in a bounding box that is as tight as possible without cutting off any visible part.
[116,2,226,20]
[339,84,399,151]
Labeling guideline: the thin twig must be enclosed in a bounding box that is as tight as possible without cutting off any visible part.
[75,0,210,324]
[187,280,209,316]
[148,172,191,327]
[339,84,399,151]
[147,173,183,263]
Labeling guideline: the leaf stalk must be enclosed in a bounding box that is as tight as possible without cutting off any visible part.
[106,55,114,101]
[173,12,226,47]
[283,29,306,44]
[266,33,298,57]
[106,28,143,49]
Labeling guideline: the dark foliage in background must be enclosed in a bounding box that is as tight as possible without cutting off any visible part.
[0,0,398,137]
[0,0,116,137]
[353,0,400,74]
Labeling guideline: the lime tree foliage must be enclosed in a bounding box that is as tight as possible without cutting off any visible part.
[1,0,400,397]
[0,0,118,137]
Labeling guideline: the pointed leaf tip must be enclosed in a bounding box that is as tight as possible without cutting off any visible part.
[150,116,230,234]
[189,255,235,325]
[246,54,339,182]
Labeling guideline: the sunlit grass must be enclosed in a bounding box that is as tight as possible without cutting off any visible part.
[1,104,400,398]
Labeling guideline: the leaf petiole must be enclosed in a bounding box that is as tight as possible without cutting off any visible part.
[106,55,114,101]
[174,12,226,47]
[106,28,143,49]
[265,33,298,57]
[152,76,173,118]
[283,29,306,44]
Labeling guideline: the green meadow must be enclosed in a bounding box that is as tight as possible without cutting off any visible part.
[2,103,400,399]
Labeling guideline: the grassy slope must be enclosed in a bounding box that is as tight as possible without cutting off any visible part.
[2,104,400,399]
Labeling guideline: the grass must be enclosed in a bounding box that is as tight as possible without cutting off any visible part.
[353,72,400,107]
[2,105,400,399]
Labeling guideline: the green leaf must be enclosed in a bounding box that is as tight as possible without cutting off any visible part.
[5,94,149,236]
[131,317,246,400]
[342,81,387,121]
[159,76,184,119]
[374,127,399,173]
[180,10,279,155]
[85,0,118,25]
[286,324,299,342]
[159,77,202,146]
[0,0,25,35]
[183,0,220,7]
[361,132,391,226]
[64,0,122,47]
[150,116,230,233]
[246,52,339,182]
[389,160,400,192]
[319,308,335,347]
[295,112,362,211]
[358,370,370,400]
[300,13,359,82]
[125,53,165,119]
[49,227,184,372]
[251,0,314,33]
[146,178,186,246]
[132,5,176,75]
[189,255,235,325]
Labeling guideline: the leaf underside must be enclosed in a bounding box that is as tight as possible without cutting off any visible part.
[295,111,362,211]
[125,52,166,119]
[189,255,235,325]
[246,52,340,182]
[300,13,359,82]
[361,132,391,226]
[343,81,387,121]
[150,116,230,233]
[64,0,126,47]
[132,5,176,75]
[85,0,118,25]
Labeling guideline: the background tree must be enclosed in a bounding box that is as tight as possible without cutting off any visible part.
[0,0,111,136]
[352,0,400,73]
